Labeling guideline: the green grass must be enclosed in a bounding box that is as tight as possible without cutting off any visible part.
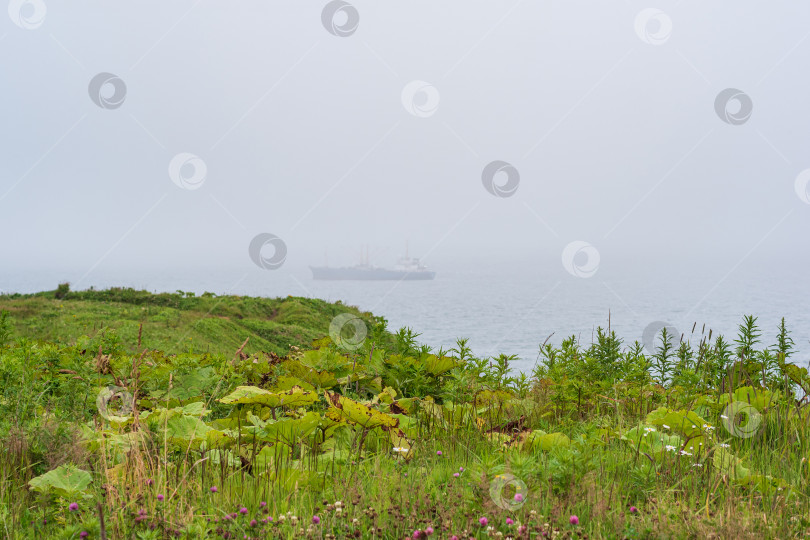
[0,287,382,357]
[0,289,808,539]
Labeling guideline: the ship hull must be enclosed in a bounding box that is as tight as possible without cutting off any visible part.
[310,266,436,281]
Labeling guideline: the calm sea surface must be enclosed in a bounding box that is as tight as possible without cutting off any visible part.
[5,262,809,373]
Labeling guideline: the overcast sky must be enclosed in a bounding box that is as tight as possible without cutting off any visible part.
[2,1,810,290]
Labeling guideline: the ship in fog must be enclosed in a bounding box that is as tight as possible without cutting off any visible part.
[310,245,436,281]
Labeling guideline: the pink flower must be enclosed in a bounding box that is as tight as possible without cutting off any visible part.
[210,486,218,493]
[514,493,524,502]
[146,478,154,486]
[259,501,266,507]
[459,467,464,472]
[630,506,637,513]
[156,494,164,502]
[426,526,434,535]
[239,507,248,514]
[518,525,527,534]
[506,518,514,525]
[413,530,421,539]
[450,536,459,540]
[569,515,579,525]
[80,533,88,539]
[453,473,460,477]
[250,519,257,527]
[312,516,320,524]
[479,517,488,526]
[437,451,442,456]
[68,503,79,512]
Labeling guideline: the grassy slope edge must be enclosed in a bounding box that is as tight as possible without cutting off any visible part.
[0,287,385,357]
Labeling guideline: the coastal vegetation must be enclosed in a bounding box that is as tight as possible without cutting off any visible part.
[0,286,808,538]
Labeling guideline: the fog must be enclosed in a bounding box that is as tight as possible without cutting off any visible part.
[2,1,810,297]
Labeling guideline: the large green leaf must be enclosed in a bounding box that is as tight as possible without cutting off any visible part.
[424,355,458,375]
[286,361,339,389]
[646,407,709,439]
[219,386,318,408]
[525,431,570,452]
[712,447,750,479]
[325,392,399,429]
[162,414,211,443]
[29,465,92,498]
[250,412,322,446]
[273,375,315,392]
[719,386,778,412]
[621,426,684,462]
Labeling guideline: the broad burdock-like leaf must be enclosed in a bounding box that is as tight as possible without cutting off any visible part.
[324,392,399,429]
[29,465,92,498]
[524,430,571,452]
[645,407,709,439]
[219,385,318,408]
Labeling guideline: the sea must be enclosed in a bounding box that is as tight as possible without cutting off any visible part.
[4,260,809,374]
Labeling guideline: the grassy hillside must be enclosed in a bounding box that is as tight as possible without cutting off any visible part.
[0,290,809,538]
[0,286,385,357]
